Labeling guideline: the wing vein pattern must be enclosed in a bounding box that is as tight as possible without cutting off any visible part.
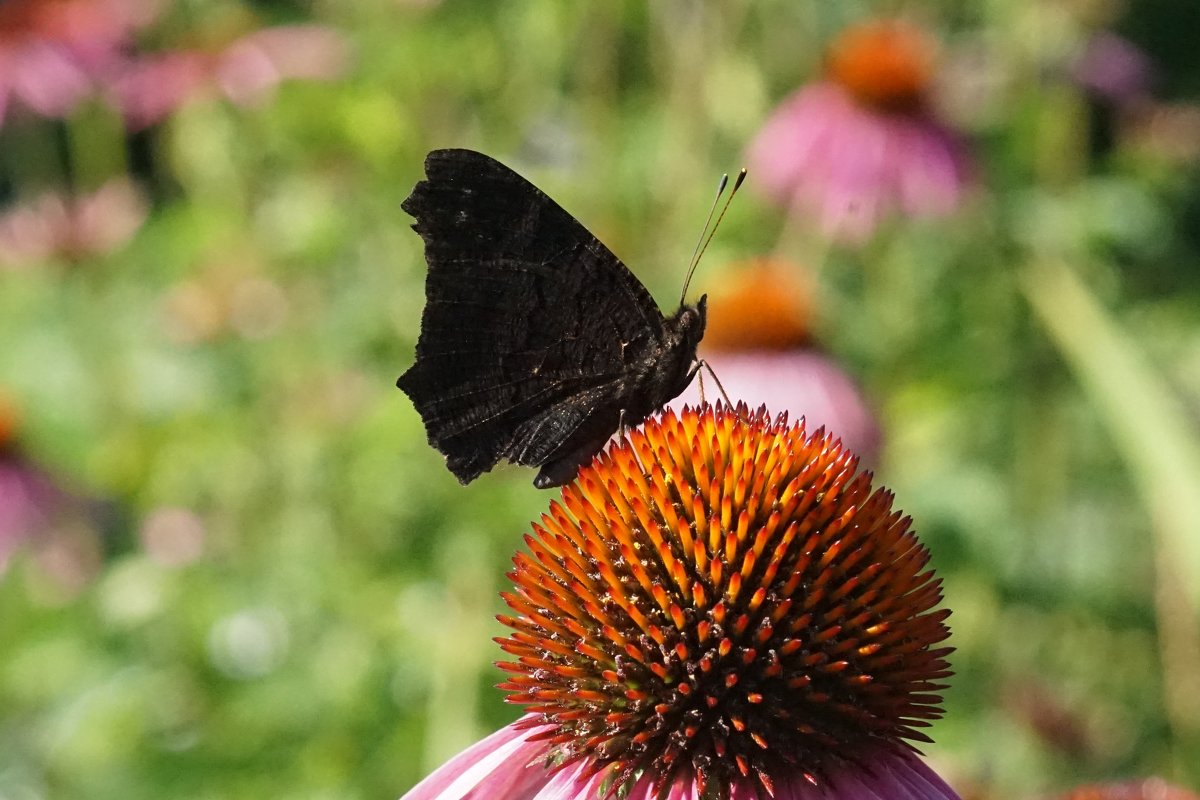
[397,149,671,484]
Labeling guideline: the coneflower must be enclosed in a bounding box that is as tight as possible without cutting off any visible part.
[402,404,956,800]
[676,263,881,464]
[748,18,972,242]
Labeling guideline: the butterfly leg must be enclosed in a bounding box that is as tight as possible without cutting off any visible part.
[697,360,734,410]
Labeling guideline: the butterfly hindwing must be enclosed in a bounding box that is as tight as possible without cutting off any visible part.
[398,149,678,484]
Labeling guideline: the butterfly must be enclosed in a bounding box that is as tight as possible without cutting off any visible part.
[397,148,708,488]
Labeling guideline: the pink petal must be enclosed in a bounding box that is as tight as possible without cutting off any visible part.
[108,51,212,129]
[748,80,972,241]
[770,748,961,799]
[216,25,348,106]
[8,42,91,117]
[0,194,68,269]
[529,759,602,800]
[677,350,882,464]
[72,178,148,256]
[399,718,554,800]
[893,118,967,217]
[0,456,70,568]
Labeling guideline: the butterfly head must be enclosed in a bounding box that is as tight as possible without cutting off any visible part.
[674,293,707,353]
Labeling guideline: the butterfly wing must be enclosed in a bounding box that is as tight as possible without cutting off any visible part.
[397,149,670,484]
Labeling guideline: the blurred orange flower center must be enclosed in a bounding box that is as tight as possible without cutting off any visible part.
[826,20,936,113]
[0,0,100,42]
[0,396,20,448]
[0,0,38,36]
[703,260,812,352]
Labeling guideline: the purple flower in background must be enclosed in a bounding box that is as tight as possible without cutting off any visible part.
[1071,32,1154,111]
[0,394,108,593]
[0,401,52,569]
[749,19,971,242]
[0,0,155,125]
[677,261,882,463]
[0,178,148,269]
[109,24,349,129]
[0,397,68,570]
[1066,30,1200,165]
[1059,778,1200,800]
[0,448,72,570]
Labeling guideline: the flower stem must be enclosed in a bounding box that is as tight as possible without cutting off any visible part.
[1020,259,1200,763]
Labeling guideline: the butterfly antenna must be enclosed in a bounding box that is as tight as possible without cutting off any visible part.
[681,172,728,303]
[680,168,748,306]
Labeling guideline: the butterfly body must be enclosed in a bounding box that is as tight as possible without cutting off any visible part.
[397,149,706,488]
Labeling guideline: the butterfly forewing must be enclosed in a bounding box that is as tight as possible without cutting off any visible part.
[398,149,693,486]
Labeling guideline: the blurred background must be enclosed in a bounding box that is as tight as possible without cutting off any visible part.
[1,1,1199,798]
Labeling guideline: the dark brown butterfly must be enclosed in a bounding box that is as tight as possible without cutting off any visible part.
[397,149,707,488]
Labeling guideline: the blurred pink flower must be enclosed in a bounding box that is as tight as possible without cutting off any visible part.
[109,24,349,129]
[1071,32,1154,110]
[748,20,971,242]
[0,397,75,571]
[0,446,73,570]
[1058,778,1200,800]
[679,349,881,465]
[0,178,148,269]
[139,507,205,566]
[677,261,882,463]
[1066,31,1200,168]
[0,0,156,124]
[0,400,56,568]
[0,459,58,569]
[0,396,108,595]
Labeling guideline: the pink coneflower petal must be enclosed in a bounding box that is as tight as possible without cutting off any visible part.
[0,195,66,269]
[0,0,157,121]
[749,85,831,207]
[676,259,880,461]
[0,455,64,567]
[0,179,147,268]
[750,81,969,241]
[72,177,148,256]
[215,24,349,106]
[680,351,882,464]
[400,717,554,800]
[7,41,91,116]
[748,19,972,241]
[108,25,348,127]
[1071,32,1155,109]
[403,723,958,800]
[108,50,212,129]
[891,117,967,218]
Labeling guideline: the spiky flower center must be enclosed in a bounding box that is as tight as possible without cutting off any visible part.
[826,20,937,113]
[497,405,951,799]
